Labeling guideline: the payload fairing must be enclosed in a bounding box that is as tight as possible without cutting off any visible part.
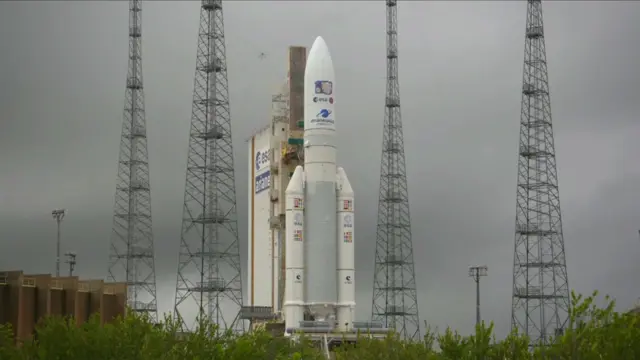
[284,36,356,332]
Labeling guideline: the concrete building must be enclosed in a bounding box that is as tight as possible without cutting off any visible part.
[242,46,307,329]
[0,270,126,343]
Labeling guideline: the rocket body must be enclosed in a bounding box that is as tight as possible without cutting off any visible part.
[303,36,338,323]
[284,36,355,332]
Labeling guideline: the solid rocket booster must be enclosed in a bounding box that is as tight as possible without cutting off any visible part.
[336,167,355,330]
[284,36,355,332]
[284,167,305,329]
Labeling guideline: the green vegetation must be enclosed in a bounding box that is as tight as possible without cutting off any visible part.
[1,291,639,359]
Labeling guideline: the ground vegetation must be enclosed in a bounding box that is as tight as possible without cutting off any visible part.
[0,291,638,359]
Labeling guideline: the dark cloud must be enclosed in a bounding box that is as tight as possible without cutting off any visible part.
[1,1,639,339]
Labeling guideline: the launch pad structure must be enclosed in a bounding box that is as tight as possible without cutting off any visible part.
[242,45,307,325]
[241,45,389,353]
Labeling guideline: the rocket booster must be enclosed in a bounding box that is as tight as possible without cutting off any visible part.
[284,36,355,332]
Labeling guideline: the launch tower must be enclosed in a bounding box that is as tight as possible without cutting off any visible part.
[173,0,244,333]
[107,0,158,322]
[370,0,421,341]
[240,46,307,331]
[510,0,570,347]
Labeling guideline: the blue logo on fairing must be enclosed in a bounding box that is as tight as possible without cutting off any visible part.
[317,109,332,118]
[311,108,334,125]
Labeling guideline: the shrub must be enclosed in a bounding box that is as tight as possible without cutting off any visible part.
[0,291,638,359]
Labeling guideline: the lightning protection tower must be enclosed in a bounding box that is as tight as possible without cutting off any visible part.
[107,0,158,322]
[371,0,421,341]
[511,0,570,347]
[173,0,244,334]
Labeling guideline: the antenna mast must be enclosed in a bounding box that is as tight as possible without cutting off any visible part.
[469,265,488,328]
[511,0,570,347]
[65,252,77,277]
[173,0,244,334]
[371,0,421,341]
[107,0,159,322]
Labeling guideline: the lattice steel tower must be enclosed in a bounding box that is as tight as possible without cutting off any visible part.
[511,0,570,347]
[107,0,158,322]
[371,0,420,341]
[173,0,244,333]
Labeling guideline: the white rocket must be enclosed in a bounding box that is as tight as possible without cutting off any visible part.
[284,36,356,332]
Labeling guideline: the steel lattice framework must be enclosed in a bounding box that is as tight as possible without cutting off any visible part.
[173,0,244,334]
[511,0,570,347]
[371,0,420,341]
[107,0,158,322]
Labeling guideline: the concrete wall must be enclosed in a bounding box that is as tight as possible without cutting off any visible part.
[32,274,52,321]
[0,286,7,326]
[4,271,24,339]
[75,284,91,326]
[59,276,79,317]
[0,272,9,326]
[101,293,122,325]
[17,280,36,342]
[88,279,104,316]
[101,282,126,324]
[102,281,127,325]
[48,289,65,316]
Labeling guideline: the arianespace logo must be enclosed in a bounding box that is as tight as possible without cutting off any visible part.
[310,109,334,125]
[317,109,332,118]
[255,149,269,172]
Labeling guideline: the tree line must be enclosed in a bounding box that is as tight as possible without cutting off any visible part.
[0,291,638,359]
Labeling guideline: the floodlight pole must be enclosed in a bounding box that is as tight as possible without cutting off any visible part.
[52,209,67,277]
[468,265,488,327]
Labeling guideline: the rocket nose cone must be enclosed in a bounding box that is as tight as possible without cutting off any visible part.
[310,36,329,55]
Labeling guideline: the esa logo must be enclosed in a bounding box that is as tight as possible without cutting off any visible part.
[313,96,334,104]
[255,150,269,171]
[294,213,303,226]
[343,214,353,229]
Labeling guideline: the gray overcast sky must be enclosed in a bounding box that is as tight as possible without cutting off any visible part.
[1,1,639,339]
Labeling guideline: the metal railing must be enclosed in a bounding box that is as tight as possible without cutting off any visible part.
[22,277,36,287]
[77,282,91,292]
[50,279,63,290]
